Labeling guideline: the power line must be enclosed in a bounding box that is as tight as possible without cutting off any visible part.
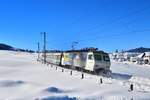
[50,14,150,48]
[46,29,150,50]
[77,29,150,44]
[65,0,114,29]
[76,13,150,43]
[76,11,150,44]
[46,5,150,50]
[76,5,150,35]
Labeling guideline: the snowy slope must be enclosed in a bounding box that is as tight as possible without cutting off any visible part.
[111,61,150,78]
[0,50,150,100]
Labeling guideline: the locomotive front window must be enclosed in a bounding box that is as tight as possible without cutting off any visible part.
[103,55,110,61]
[94,54,102,61]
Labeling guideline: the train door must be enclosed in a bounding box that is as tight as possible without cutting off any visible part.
[85,52,95,71]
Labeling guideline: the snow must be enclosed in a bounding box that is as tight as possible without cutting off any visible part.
[111,61,150,78]
[145,52,150,56]
[0,80,24,87]
[137,53,144,58]
[0,50,150,100]
[38,96,76,100]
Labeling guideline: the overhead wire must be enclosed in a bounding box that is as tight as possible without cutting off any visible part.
[47,3,150,50]
[63,0,115,29]
[76,13,150,43]
[78,29,150,44]
[75,5,150,35]
[56,13,149,47]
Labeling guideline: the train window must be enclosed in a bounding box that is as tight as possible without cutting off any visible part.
[88,55,93,60]
[94,54,102,61]
[103,55,110,61]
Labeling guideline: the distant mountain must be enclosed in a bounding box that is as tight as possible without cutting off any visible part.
[0,43,15,50]
[126,47,150,53]
[0,43,35,53]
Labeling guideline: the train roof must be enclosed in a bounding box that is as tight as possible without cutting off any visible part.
[46,50,62,53]
[65,49,106,53]
[46,48,108,54]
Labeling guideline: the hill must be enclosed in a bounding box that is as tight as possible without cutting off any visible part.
[0,43,14,50]
[0,43,35,53]
[126,47,150,53]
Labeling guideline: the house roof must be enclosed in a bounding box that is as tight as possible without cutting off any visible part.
[138,53,145,58]
[145,52,150,56]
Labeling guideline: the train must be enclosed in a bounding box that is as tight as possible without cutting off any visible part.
[40,48,111,76]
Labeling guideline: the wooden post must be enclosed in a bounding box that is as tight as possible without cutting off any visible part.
[37,42,40,61]
[130,84,133,91]
[100,78,103,84]
[70,70,72,75]
[81,73,84,79]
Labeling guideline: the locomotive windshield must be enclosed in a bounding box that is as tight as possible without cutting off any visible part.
[103,55,110,61]
[94,53,110,62]
[94,53,102,61]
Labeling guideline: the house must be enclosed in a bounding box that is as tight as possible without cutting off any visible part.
[124,52,139,61]
[112,53,125,62]
[143,52,150,64]
[133,52,150,65]
[130,56,143,65]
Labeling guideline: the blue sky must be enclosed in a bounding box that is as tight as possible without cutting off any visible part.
[0,0,150,52]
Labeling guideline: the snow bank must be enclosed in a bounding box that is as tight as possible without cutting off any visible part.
[35,96,78,100]
[44,87,63,93]
[0,80,24,87]
[129,76,150,92]
[36,96,77,100]
[111,73,132,80]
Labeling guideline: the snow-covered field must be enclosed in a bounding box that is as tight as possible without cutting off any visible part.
[111,61,150,79]
[0,50,150,100]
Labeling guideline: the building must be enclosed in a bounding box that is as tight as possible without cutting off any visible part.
[112,52,125,62]
[143,52,150,64]
[124,52,139,61]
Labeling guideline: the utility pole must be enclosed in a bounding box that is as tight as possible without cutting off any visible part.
[41,32,47,64]
[70,41,78,75]
[37,42,40,61]
[71,41,78,50]
[71,41,83,79]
